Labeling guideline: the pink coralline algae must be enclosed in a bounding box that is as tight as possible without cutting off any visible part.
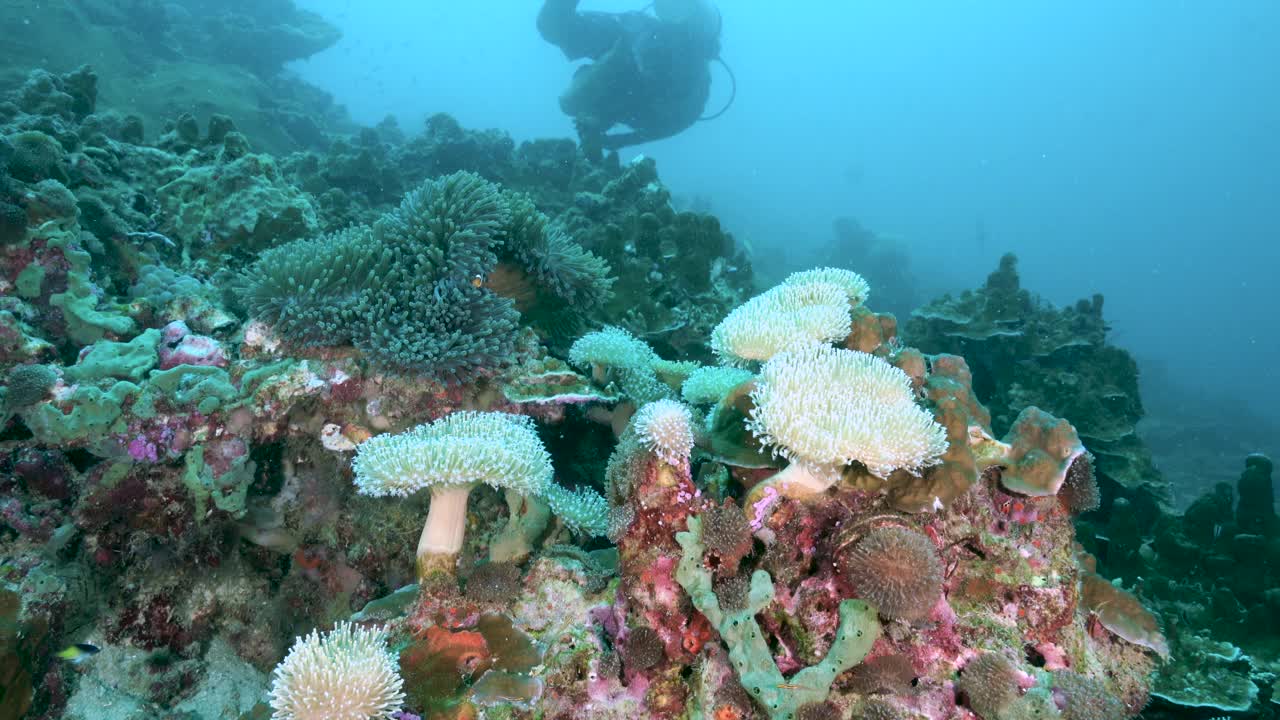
[157,320,227,369]
[122,422,185,463]
[127,434,159,462]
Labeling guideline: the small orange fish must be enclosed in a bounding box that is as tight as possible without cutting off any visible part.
[470,274,485,288]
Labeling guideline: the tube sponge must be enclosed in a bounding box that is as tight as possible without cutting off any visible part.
[352,412,552,498]
[675,515,880,720]
[268,622,405,720]
[746,343,948,480]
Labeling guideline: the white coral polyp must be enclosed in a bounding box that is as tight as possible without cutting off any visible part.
[351,411,554,558]
[680,365,755,405]
[746,343,948,480]
[633,399,695,465]
[781,267,870,306]
[710,280,852,366]
[352,411,552,498]
[269,622,405,720]
[567,325,657,370]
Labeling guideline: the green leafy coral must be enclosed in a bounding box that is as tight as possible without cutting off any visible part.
[499,192,614,334]
[236,225,388,347]
[237,171,521,383]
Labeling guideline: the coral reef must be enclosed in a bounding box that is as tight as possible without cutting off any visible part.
[907,254,1166,519]
[359,271,1164,720]
[1081,453,1280,717]
[0,33,1219,720]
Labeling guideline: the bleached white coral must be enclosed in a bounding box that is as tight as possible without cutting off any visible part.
[352,412,556,559]
[269,622,404,720]
[568,325,657,370]
[652,358,701,383]
[782,267,870,306]
[709,280,852,366]
[352,411,552,498]
[568,326,673,404]
[680,365,755,405]
[544,483,610,537]
[633,399,695,465]
[746,343,948,480]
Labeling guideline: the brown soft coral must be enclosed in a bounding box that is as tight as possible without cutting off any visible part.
[700,499,753,576]
[1053,670,1129,720]
[997,406,1087,497]
[463,561,523,604]
[957,652,1022,719]
[837,526,942,621]
[622,625,666,672]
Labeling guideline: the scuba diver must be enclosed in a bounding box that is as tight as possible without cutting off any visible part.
[537,0,732,152]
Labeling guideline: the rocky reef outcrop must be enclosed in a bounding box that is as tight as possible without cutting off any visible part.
[906,254,1165,519]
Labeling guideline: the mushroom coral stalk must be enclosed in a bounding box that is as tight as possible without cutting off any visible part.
[352,411,553,578]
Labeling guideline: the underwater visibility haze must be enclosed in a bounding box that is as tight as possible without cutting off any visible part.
[0,1,1276,719]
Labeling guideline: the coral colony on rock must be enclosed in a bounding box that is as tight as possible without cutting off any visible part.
[0,7,1276,720]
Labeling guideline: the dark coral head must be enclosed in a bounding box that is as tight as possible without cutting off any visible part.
[713,573,751,613]
[2,363,56,410]
[857,698,909,720]
[12,447,74,500]
[463,561,523,604]
[701,499,753,576]
[957,652,1022,719]
[622,625,665,672]
[1052,670,1128,720]
[1059,451,1099,514]
[795,701,839,720]
[842,653,917,695]
[837,526,942,621]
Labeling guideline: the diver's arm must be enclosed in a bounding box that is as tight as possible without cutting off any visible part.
[537,1,625,61]
[600,128,674,150]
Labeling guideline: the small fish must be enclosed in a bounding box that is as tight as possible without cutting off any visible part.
[776,682,813,691]
[55,643,99,664]
[470,274,486,289]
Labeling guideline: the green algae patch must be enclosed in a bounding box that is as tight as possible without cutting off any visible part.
[15,264,43,298]
[22,380,141,445]
[49,272,137,344]
[149,364,238,413]
[65,328,161,383]
[183,444,254,520]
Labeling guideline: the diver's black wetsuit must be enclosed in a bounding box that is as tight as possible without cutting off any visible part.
[538,0,719,150]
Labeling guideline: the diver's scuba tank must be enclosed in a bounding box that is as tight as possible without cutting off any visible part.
[653,0,720,38]
[648,0,736,121]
